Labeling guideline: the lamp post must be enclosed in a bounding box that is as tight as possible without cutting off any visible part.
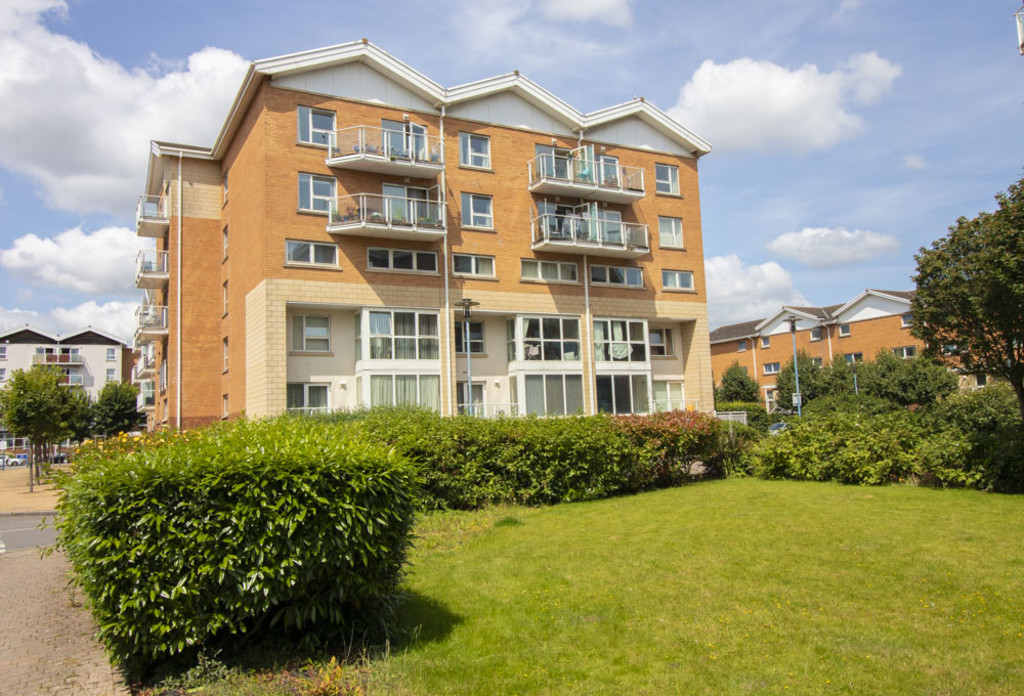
[458,298,480,416]
[787,316,802,417]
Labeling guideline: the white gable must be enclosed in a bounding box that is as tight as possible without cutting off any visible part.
[587,115,695,157]
[836,295,910,323]
[446,92,576,136]
[273,62,438,113]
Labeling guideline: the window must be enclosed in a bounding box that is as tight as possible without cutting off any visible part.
[522,317,580,361]
[222,172,228,201]
[764,362,780,375]
[901,313,914,328]
[761,336,770,349]
[655,163,679,195]
[368,311,439,360]
[459,132,491,168]
[223,226,229,259]
[453,253,495,277]
[223,282,228,315]
[106,368,117,383]
[287,383,330,413]
[455,321,484,354]
[653,381,685,411]
[524,374,584,416]
[105,347,116,361]
[369,374,440,410]
[286,240,338,266]
[291,315,330,352]
[456,382,485,414]
[839,323,851,337]
[658,216,683,248]
[591,264,643,288]
[737,340,747,352]
[596,374,650,414]
[222,394,229,419]
[367,248,437,273]
[461,192,493,229]
[976,374,988,387]
[844,352,864,363]
[649,328,674,357]
[809,327,822,341]
[297,106,335,146]
[893,346,917,359]
[662,270,694,291]
[811,357,823,367]
[521,259,577,283]
[298,173,335,213]
[0,368,6,381]
[594,319,647,362]
[222,338,229,371]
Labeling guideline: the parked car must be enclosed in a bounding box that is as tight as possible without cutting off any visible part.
[768,422,789,436]
[0,455,24,468]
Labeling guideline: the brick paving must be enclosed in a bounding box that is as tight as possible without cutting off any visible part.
[1,468,130,696]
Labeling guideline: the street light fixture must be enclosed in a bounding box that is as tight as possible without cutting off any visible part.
[457,298,480,416]
[787,316,802,417]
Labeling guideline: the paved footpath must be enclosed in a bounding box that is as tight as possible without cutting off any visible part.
[1,467,130,696]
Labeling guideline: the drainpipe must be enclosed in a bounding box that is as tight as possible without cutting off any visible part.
[584,254,595,414]
[439,105,452,416]
[825,323,834,363]
[176,151,182,429]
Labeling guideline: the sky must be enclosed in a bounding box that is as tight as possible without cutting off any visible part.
[0,0,1020,340]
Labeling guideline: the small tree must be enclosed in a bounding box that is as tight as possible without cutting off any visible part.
[0,366,77,491]
[913,174,1024,423]
[93,382,140,437]
[715,362,760,404]
[857,350,958,408]
[773,351,822,411]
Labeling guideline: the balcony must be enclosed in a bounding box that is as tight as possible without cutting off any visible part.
[134,346,156,381]
[327,194,446,242]
[135,305,169,343]
[32,350,83,366]
[135,250,169,289]
[531,214,649,259]
[136,195,169,238]
[326,126,443,178]
[59,373,84,387]
[528,154,645,203]
[138,381,156,411]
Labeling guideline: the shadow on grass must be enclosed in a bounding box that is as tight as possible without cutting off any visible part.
[390,590,464,649]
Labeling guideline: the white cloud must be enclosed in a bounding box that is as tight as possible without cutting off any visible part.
[0,226,146,295]
[902,154,928,170]
[837,0,865,16]
[669,52,901,153]
[0,299,136,341]
[705,254,809,327]
[536,0,632,26]
[0,0,248,215]
[767,227,900,268]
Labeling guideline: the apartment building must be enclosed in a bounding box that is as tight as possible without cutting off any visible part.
[132,40,715,429]
[709,289,924,410]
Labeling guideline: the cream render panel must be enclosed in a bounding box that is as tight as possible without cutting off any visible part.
[273,63,438,113]
[446,92,576,137]
[836,295,911,323]
[586,116,696,158]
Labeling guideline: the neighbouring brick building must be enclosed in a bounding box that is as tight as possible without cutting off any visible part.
[709,289,928,411]
[133,40,715,429]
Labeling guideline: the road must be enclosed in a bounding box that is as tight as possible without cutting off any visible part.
[0,515,57,554]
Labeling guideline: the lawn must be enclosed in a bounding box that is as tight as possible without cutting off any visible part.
[183,479,1024,695]
[377,479,1024,695]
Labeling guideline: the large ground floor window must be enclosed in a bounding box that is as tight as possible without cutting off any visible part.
[652,380,685,411]
[287,383,329,413]
[523,374,584,416]
[369,373,440,410]
[596,374,650,414]
[456,381,485,414]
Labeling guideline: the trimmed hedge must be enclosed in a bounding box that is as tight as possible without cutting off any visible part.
[56,418,419,677]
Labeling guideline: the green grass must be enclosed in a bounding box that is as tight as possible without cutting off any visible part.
[156,480,1024,695]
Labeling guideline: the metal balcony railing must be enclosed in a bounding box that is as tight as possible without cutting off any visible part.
[135,250,169,288]
[32,350,82,365]
[528,154,645,202]
[136,194,169,236]
[329,126,443,163]
[328,194,445,238]
[135,305,169,338]
[531,214,648,256]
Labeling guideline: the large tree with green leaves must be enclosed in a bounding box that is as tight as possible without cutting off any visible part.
[912,175,1024,423]
[715,361,760,404]
[856,350,958,408]
[93,381,140,436]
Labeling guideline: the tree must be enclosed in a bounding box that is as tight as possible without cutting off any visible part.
[715,361,760,404]
[856,350,958,408]
[93,381,141,436]
[912,174,1024,423]
[0,366,80,491]
[773,351,823,411]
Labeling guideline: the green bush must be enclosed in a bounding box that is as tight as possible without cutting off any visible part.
[703,421,762,478]
[56,418,419,678]
[802,393,898,419]
[715,401,773,432]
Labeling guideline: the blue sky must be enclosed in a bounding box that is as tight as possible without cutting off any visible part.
[0,0,1020,339]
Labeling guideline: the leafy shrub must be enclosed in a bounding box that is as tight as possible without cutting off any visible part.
[56,418,419,678]
[802,393,898,419]
[613,410,718,486]
[703,421,761,478]
[715,401,773,432]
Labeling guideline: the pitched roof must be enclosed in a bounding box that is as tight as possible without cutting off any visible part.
[709,319,762,344]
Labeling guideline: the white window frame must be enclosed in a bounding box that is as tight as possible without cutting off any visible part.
[286,240,338,267]
[901,313,914,328]
[809,327,822,342]
[223,394,229,418]
[291,315,330,353]
[523,373,585,416]
[223,226,229,259]
[737,340,747,352]
[658,216,683,248]
[456,381,485,413]
[106,368,117,383]
[0,368,6,381]
[520,259,578,283]
[652,380,685,412]
[764,362,780,375]
[222,337,229,371]
[297,106,336,146]
[223,281,229,315]
[452,253,495,277]
[367,248,437,273]
[593,318,648,363]
[892,346,917,359]
[844,352,864,363]
[287,383,330,413]
[595,373,651,415]
[839,323,851,337]
[649,328,674,357]
[761,336,771,349]
[520,316,582,362]
[459,132,491,169]
[105,347,116,361]
[298,173,335,213]
[455,321,485,354]
[366,310,440,361]
[655,163,679,195]
[461,192,493,229]
[368,374,440,410]
[811,357,823,367]
[591,264,643,288]
[662,269,694,291]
